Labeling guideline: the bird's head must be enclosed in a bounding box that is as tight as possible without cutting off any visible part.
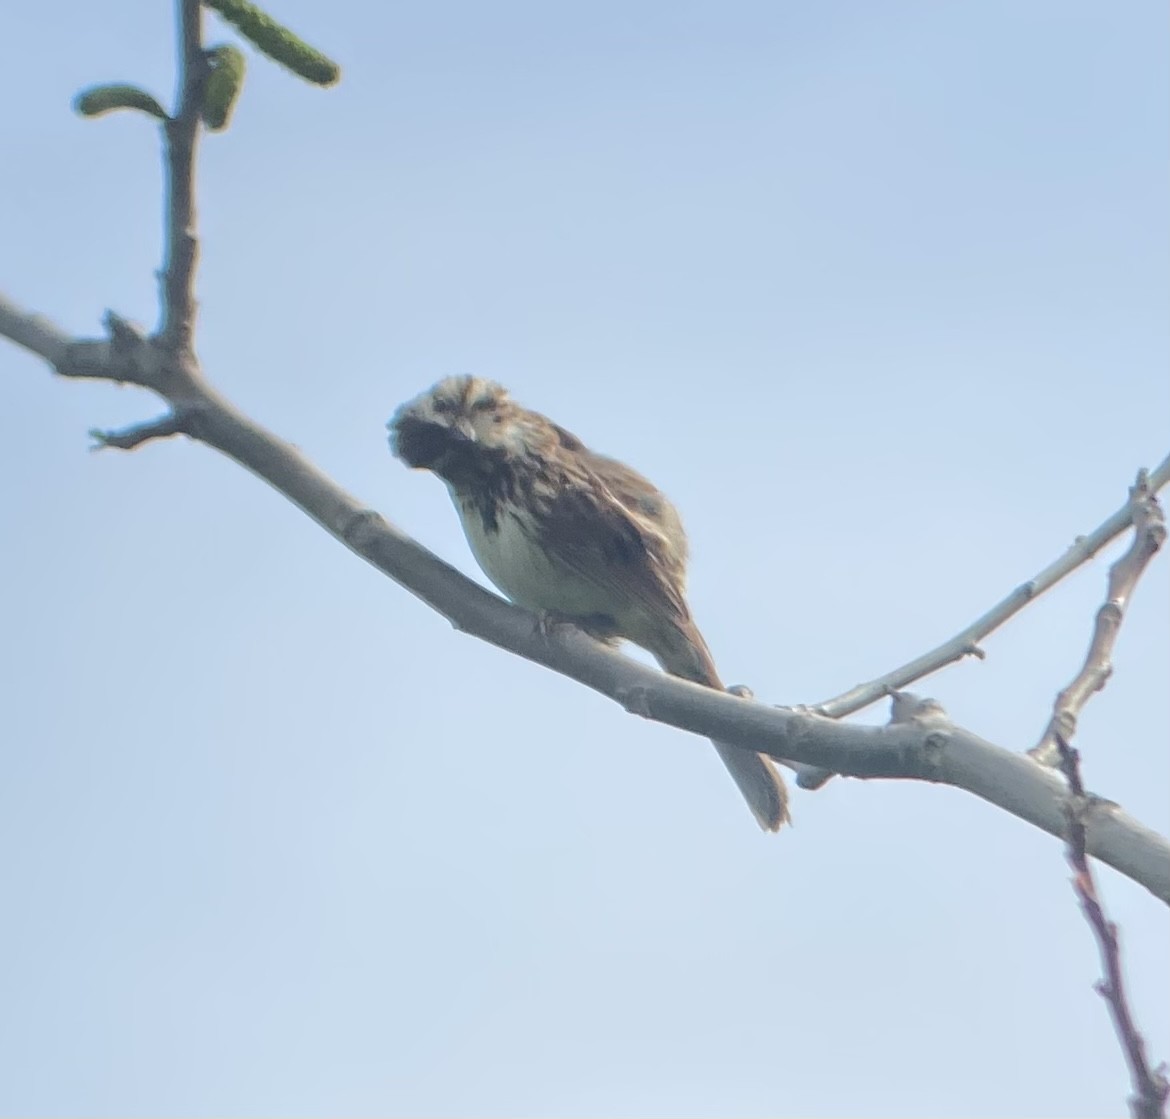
[388,375,538,482]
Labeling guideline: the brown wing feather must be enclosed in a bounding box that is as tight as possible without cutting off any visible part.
[535,454,690,630]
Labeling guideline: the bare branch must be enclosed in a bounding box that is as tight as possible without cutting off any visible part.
[794,452,1170,791]
[1055,735,1169,1119]
[158,0,206,353]
[1032,476,1167,765]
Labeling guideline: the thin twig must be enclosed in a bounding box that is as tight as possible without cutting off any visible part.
[1031,474,1167,765]
[90,410,189,451]
[814,451,1170,721]
[794,452,1170,790]
[1055,734,1169,1119]
[158,0,206,353]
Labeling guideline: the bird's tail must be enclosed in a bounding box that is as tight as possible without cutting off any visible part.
[651,617,791,832]
[711,742,791,832]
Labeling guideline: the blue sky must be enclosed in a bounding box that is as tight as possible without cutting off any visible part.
[2,1,1167,1114]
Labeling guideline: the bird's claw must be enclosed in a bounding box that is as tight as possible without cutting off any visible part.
[535,609,575,639]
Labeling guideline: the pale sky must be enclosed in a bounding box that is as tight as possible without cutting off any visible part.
[2,1,1168,1115]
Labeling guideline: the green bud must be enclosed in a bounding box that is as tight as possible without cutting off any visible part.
[202,44,247,130]
[202,0,340,87]
[73,84,169,121]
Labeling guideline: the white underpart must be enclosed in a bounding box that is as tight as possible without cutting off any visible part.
[453,489,611,617]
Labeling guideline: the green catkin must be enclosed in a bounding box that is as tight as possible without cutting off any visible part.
[202,0,340,86]
[202,44,246,130]
[73,84,168,120]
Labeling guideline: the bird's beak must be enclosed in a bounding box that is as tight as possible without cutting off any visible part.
[451,417,477,443]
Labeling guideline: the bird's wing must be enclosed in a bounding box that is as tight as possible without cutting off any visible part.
[535,449,695,638]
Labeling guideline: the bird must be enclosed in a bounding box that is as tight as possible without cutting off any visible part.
[387,375,789,831]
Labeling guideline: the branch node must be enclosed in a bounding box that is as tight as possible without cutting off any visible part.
[888,691,950,727]
[340,508,387,551]
[912,731,948,778]
[616,684,654,719]
[104,310,148,349]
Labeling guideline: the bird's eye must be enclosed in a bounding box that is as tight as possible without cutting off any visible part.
[470,397,494,414]
[432,398,454,416]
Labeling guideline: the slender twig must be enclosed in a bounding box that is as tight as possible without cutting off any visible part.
[90,410,189,451]
[1031,475,1166,765]
[1055,734,1169,1119]
[813,450,1170,721]
[158,0,206,353]
[793,453,1170,790]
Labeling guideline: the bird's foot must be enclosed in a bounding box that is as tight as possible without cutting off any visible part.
[534,610,620,644]
[534,609,577,639]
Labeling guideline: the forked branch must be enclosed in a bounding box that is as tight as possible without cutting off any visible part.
[794,453,1170,790]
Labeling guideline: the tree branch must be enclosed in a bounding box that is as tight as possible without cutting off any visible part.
[1032,475,1166,765]
[1056,735,1169,1119]
[2,296,1168,903]
[793,451,1170,790]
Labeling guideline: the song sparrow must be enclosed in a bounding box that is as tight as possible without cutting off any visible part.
[388,375,790,831]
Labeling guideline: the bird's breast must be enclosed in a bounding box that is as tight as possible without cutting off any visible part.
[453,492,613,619]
